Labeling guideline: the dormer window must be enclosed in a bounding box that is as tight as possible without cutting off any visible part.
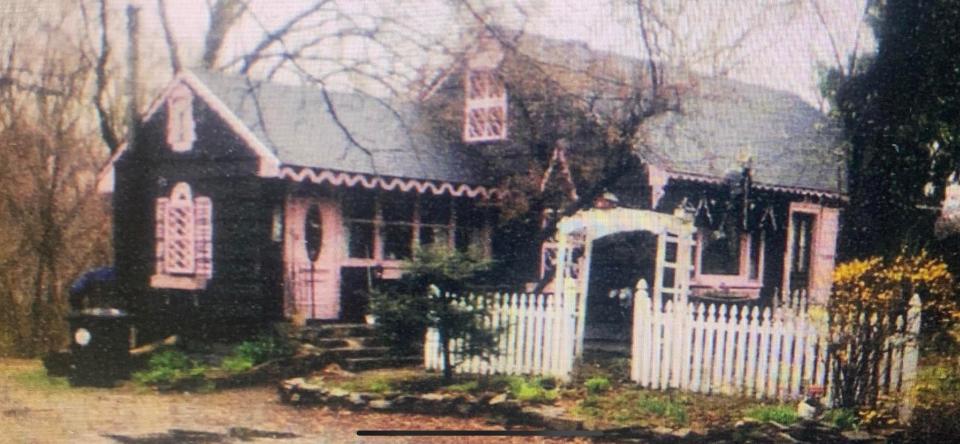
[166,84,196,152]
[463,69,507,142]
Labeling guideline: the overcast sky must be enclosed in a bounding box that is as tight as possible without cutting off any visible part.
[135,0,872,109]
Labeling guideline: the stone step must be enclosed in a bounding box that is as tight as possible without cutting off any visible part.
[325,346,392,360]
[343,356,421,372]
[361,336,405,348]
[304,338,350,349]
[297,324,375,341]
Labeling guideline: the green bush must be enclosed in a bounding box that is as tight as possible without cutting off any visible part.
[633,395,688,425]
[219,355,254,373]
[507,376,558,404]
[822,408,859,430]
[585,376,612,395]
[218,335,294,374]
[132,349,207,387]
[445,380,479,393]
[574,389,688,427]
[233,335,293,364]
[368,286,430,357]
[368,245,497,380]
[746,404,799,425]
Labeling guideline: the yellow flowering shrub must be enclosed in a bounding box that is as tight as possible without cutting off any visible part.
[829,252,958,411]
[831,251,958,336]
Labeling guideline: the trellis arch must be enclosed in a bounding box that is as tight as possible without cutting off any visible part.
[553,208,696,358]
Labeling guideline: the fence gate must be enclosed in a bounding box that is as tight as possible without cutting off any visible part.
[554,208,695,358]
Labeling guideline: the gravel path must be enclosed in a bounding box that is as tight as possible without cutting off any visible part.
[0,360,576,444]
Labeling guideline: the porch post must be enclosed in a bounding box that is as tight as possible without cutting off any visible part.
[676,215,695,305]
[574,229,593,358]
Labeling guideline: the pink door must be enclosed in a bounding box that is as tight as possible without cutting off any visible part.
[284,197,342,320]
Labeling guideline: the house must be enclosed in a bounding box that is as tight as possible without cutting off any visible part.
[97,30,844,337]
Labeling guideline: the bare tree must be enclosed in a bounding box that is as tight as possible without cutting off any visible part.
[202,0,247,70]
[0,0,112,356]
[156,0,182,73]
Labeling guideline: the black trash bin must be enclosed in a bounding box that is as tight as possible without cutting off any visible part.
[66,308,131,386]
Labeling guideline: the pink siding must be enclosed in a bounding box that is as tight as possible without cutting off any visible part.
[811,207,839,304]
[783,202,840,304]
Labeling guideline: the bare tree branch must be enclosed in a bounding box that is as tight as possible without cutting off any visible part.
[156,0,182,73]
[810,0,847,77]
[637,0,660,97]
[239,0,333,75]
[93,0,118,153]
[202,0,246,70]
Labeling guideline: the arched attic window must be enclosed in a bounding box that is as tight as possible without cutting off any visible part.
[463,69,507,142]
[152,182,213,290]
[166,84,196,152]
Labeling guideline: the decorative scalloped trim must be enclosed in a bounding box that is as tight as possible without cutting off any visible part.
[664,170,845,200]
[278,166,502,199]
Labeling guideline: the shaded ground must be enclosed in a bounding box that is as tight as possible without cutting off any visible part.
[0,359,576,444]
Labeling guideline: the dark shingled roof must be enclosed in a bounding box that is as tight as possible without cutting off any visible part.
[191,38,845,196]
[640,76,846,195]
[192,70,489,185]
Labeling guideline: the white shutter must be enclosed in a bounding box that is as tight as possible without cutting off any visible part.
[155,198,168,275]
[194,196,213,278]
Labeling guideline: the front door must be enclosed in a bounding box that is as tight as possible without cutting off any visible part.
[284,197,342,320]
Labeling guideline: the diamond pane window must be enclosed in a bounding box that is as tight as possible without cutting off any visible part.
[463,70,507,142]
[154,182,213,285]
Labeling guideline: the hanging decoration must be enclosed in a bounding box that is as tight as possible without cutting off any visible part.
[759,205,779,231]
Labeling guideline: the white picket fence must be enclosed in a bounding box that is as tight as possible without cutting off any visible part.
[424,291,578,379]
[421,281,922,412]
[630,280,922,406]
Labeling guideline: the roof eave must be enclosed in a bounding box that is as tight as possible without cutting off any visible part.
[663,169,847,202]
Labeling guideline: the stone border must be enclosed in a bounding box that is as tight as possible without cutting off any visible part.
[278,377,583,430]
[278,377,900,442]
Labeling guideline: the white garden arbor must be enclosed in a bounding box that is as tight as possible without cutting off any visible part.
[553,207,696,358]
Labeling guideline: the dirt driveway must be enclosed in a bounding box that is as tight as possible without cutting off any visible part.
[0,360,571,444]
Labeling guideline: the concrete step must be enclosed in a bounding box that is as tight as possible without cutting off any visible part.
[343,355,421,372]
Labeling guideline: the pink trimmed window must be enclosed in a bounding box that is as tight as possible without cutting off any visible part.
[166,84,196,152]
[691,228,764,297]
[152,182,213,290]
[463,69,507,142]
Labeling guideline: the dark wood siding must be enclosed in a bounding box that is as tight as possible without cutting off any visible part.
[114,87,283,325]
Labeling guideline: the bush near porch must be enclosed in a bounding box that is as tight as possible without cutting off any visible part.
[131,334,296,391]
